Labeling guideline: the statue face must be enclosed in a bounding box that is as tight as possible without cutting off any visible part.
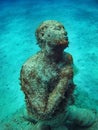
[36,20,69,49]
[43,23,68,45]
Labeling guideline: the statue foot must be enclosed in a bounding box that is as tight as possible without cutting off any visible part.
[68,105,96,127]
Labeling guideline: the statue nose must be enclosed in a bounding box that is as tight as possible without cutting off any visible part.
[62,31,67,35]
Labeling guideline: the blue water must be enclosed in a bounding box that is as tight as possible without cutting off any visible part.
[0,0,98,129]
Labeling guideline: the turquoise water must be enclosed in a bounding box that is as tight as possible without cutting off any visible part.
[0,0,98,129]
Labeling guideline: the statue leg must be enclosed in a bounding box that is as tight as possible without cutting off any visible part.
[67,105,96,127]
[33,122,51,130]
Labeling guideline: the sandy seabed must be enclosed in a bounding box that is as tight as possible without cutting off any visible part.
[0,0,98,129]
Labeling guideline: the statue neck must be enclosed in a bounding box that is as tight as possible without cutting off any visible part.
[43,50,64,63]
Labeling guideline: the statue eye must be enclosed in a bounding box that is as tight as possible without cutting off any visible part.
[48,34,50,37]
[41,32,44,36]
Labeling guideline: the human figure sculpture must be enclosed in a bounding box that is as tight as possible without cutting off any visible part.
[20,20,96,130]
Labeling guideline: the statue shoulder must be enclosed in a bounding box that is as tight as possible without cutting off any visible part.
[20,52,41,76]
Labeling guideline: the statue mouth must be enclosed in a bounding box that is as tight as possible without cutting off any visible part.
[55,39,69,47]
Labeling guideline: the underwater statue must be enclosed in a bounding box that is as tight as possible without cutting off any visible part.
[20,20,96,130]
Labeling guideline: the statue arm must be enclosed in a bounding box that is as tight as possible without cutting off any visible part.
[20,66,47,114]
[46,65,73,114]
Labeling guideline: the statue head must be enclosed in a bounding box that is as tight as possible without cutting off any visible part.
[35,20,69,52]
